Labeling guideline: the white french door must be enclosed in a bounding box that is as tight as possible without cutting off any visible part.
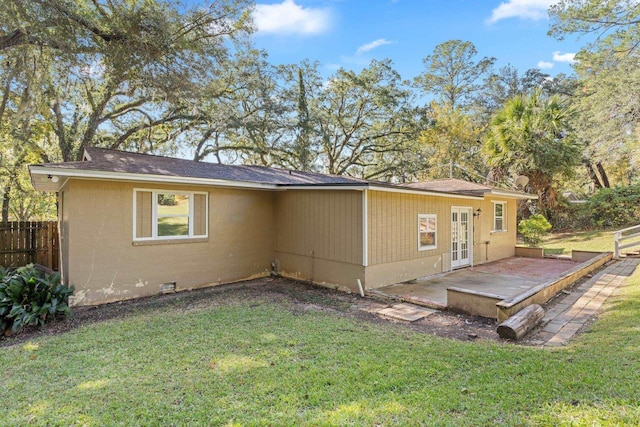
[451,207,472,269]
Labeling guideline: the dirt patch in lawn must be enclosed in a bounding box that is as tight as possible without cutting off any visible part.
[1,277,503,347]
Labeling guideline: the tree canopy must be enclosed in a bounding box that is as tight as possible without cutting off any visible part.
[0,0,638,225]
[414,40,495,111]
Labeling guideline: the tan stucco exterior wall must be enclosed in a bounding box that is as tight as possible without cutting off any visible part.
[59,178,521,304]
[62,179,276,306]
[274,190,365,292]
[473,197,518,264]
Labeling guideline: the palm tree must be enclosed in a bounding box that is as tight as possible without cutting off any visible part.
[483,89,580,217]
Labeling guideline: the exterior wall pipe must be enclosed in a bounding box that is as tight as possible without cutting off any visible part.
[357,279,365,297]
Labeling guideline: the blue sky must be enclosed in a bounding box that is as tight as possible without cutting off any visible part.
[250,0,586,79]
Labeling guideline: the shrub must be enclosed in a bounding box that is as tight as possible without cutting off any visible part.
[0,264,74,333]
[550,198,592,231]
[549,184,640,231]
[518,214,552,246]
[588,184,640,229]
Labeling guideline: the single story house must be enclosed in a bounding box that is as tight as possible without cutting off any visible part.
[29,148,533,306]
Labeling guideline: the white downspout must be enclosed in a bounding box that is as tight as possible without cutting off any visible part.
[362,189,368,267]
[361,189,368,295]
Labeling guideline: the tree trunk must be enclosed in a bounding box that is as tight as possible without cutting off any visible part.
[1,182,11,224]
[497,304,545,340]
[596,162,610,188]
[583,159,603,190]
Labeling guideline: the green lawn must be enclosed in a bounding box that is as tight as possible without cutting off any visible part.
[2,269,640,425]
[542,229,616,254]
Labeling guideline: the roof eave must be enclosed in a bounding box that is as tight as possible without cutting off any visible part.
[487,189,537,200]
[28,165,281,191]
[368,184,484,200]
[279,184,368,190]
[29,163,538,200]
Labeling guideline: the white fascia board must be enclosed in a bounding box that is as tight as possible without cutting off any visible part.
[29,166,280,191]
[280,185,366,191]
[368,184,484,200]
[488,189,537,200]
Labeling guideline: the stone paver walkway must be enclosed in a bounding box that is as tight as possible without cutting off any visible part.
[530,258,640,347]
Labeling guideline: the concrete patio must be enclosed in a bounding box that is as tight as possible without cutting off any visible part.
[371,257,585,310]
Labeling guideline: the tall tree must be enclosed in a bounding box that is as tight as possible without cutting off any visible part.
[550,0,640,186]
[0,46,55,222]
[474,65,549,121]
[571,51,640,187]
[418,102,485,181]
[187,50,303,167]
[0,0,253,219]
[484,90,581,217]
[414,40,495,110]
[293,67,313,171]
[1,0,254,161]
[313,59,418,178]
[549,0,640,54]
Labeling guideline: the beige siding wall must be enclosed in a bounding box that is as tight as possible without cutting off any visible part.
[64,179,275,306]
[364,190,519,289]
[366,190,469,288]
[274,190,364,291]
[367,190,466,264]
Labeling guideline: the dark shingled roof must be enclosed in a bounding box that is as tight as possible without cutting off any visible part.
[41,147,370,186]
[32,148,532,199]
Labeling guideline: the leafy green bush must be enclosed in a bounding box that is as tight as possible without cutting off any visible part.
[550,184,640,231]
[0,264,74,333]
[518,214,552,246]
[549,198,591,231]
[588,184,640,229]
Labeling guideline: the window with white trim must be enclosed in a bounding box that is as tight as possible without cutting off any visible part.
[418,214,437,250]
[493,201,506,232]
[134,189,208,241]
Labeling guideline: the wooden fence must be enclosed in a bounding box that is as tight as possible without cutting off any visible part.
[0,221,59,271]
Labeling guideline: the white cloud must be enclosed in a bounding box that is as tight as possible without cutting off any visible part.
[552,51,577,64]
[356,38,394,55]
[253,0,332,35]
[487,0,556,24]
[537,60,554,69]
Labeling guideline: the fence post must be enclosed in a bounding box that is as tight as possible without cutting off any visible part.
[614,231,620,259]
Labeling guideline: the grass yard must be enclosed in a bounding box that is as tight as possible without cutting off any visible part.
[542,229,615,254]
[2,265,640,426]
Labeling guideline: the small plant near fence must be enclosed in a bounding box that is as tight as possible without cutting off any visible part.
[0,264,74,334]
[518,214,552,246]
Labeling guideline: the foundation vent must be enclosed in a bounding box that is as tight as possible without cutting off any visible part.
[160,282,177,293]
